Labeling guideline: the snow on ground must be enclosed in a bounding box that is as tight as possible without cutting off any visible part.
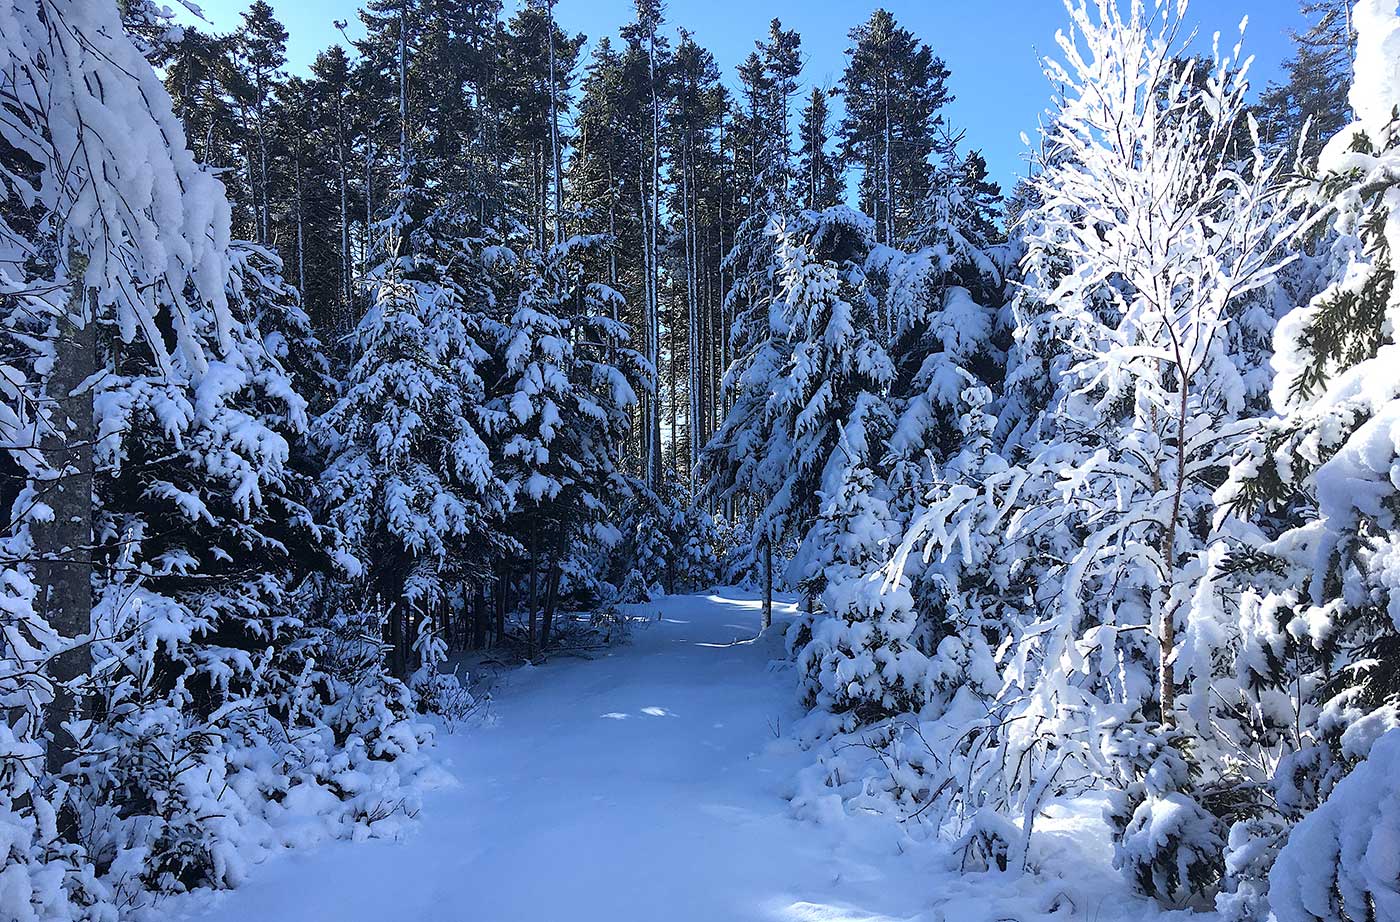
[167,590,1178,922]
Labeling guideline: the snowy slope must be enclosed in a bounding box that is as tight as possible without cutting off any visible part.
[165,590,1177,922]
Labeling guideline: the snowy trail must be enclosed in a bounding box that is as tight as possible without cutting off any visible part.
[173,590,943,922]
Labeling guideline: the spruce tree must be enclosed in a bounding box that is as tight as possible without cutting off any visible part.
[797,87,842,212]
[1220,4,1400,916]
[1256,0,1355,163]
[839,9,952,244]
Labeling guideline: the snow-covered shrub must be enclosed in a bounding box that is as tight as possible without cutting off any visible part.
[615,472,721,602]
[1105,731,1227,909]
[1268,728,1400,922]
[793,572,931,727]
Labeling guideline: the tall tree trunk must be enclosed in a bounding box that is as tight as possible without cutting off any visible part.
[648,28,662,487]
[545,0,564,245]
[1159,372,1190,730]
[528,526,539,658]
[294,151,306,293]
[398,0,409,190]
[539,547,563,652]
[761,536,773,631]
[472,584,489,650]
[257,94,270,245]
[494,564,508,645]
[364,136,374,271]
[36,259,96,780]
[882,69,894,247]
[337,93,352,329]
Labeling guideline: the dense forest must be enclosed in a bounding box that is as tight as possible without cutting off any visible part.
[2,0,1399,919]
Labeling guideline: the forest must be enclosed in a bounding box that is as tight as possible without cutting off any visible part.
[1,0,1398,919]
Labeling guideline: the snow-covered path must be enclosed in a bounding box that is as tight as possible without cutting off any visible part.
[174,590,945,922]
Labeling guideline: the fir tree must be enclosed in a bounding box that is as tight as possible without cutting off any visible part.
[839,9,952,244]
[797,87,842,211]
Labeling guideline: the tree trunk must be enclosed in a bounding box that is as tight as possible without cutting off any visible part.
[528,527,539,659]
[545,0,564,245]
[472,584,489,650]
[36,262,96,781]
[494,564,508,645]
[539,553,563,652]
[761,537,773,632]
[1159,377,1190,730]
[337,93,352,328]
[389,603,408,679]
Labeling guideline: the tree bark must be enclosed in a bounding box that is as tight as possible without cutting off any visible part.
[761,537,773,631]
[494,564,508,646]
[35,261,96,779]
[539,552,563,652]
[472,583,489,650]
[1159,374,1190,730]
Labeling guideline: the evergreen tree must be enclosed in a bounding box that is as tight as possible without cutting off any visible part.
[236,1,289,246]
[767,208,894,602]
[839,9,952,245]
[318,210,505,679]
[498,0,584,248]
[487,232,645,654]
[797,87,842,211]
[1219,4,1400,916]
[1256,0,1355,164]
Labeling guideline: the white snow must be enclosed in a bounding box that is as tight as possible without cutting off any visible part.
[158,590,1192,922]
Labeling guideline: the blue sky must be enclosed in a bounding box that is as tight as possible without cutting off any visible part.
[178,0,1305,193]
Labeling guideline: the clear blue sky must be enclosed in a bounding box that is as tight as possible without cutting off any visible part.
[177,0,1304,193]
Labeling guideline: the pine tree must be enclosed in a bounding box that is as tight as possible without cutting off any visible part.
[319,210,505,678]
[1219,4,1400,917]
[310,44,361,331]
[797,87,842,212]
[498,1,584,248]
[619,0,670,490]
[488,232,645,653]
[1256,0,1355,164]
[839,9,952,245]
[766,208,894,602]
[2,4,429,910]
[879,139,1007,518]
[665,31,727,478]
[236,1,289,246]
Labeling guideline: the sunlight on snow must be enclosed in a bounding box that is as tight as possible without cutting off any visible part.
[772,900,907,922]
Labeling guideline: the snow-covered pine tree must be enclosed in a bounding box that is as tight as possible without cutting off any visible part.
[1215,3,1400,918]
[319,198,505,679]
[698,37,801,627]
[72,236,423,901]
[618,469,721,602]
[768,206,894,596]
[874,138,1009,524]
[1,4,430,913]
[489,231,644,653]
[702,207,788,628]
[789,463,924,726]
[1,0,235,907]
[790,141,1009,733]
